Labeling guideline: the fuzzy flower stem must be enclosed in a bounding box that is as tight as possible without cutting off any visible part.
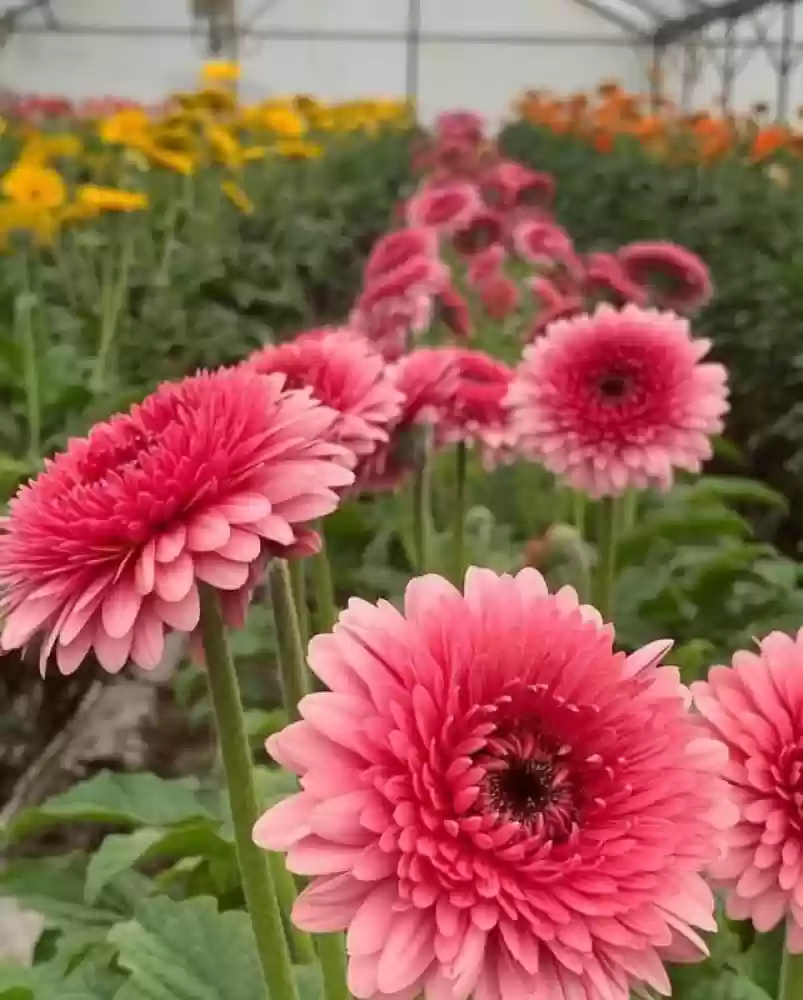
[289,558,310,650]
[571,491,587,539]
[619,490,639,534]
[780,948,803,1000]
[269,559,310,721]
[91,221,135,393]
[197,584,299,1000]
[269,857,316,964]
[310,521,338,636]
[412,427,434,574]
[593,497,619,622]
[316,933,351,1000]
[451,441,468,586]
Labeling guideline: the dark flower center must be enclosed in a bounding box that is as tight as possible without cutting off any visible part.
[487,757,555,821]
[598,371,632,400]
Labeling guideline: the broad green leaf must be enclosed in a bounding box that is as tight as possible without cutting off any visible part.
[678,476,788,512]
[85,822,234,904]
[4,772,217,845]
[616,509,751,565]
[109,895,266,1000]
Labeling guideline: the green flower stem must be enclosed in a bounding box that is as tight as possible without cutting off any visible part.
[309,523,338,636]
[451,441,468,586]
[593,497,619,622]
[269,559,310,721]
[619,489,639,534]
[91,222,135,393]
[316,933,351,1000]
[270,856,316,965]
[412,429,433,574]
[289,558,310,650]
[16,254,40,464]
[571,491,587,539]
[197,584,299,1000]
[780,947,803,1000]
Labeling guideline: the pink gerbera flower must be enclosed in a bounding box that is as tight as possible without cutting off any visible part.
[254,567,734,1000]
[357,348,459,491]
[584,252,649,308]
[364,228,440,285]
[692,630,803,952]
[244,331,404,461]
[617,241,713,315]
[405,182,482,234]
[0,368,354,674]
[439,349,516,466]
[507,304,729,496]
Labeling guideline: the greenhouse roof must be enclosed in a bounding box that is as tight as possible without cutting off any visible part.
[589,0,770,42]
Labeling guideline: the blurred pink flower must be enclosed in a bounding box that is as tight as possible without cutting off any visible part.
[528,276,584,340]
[244,331,403,461]
[254,567,733,1000]
[481,159,555,210]
[478,274,520,321]
[617,241,713,314]
[452,208,503,257]
[439,348,516,465]
[508,304,729,496]
[405,181,482,233]
[584,252,649,307]
[513,220,584,283]
[364,228,439,285]
[466,243,506,288]
[0,369,354,674]
[693,630,803,952]
[437,283,472,340]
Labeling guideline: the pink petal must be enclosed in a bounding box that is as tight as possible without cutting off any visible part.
[194,555,250,591]
[154,552,194,602]
[155,525,187,563]
[186,511,232,552]
[94,625,133,673]
[152,585,200,631]
[217,492,272,524]
[130,609,164,670]
[253,792,312,851]
[101,576,143,640]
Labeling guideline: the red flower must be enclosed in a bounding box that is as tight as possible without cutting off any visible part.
[405,181,482,233]
[254,568,732,1000]
[466,244,506,288]
[356,255,447,314]
[513,219,583,282]
[0,368,354,674]
[434,110,486,145]
[617,241,713,314]
[363,228,439,285]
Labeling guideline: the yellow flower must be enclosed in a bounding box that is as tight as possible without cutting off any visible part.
[0,202,58,249]
[100,108,151,146]
[201,60,240,85]
[77,185,149,212]
[141,141,196,175]
[2,162,66,209]
[151,123,197,153]
[195,87,237,114]
[221,180,254,215]
[205,122,243,168]
[20,133,82,164]
[262,106,306,137]
[242,145,268,162]
[58,200,103,226]
[276,138,323,159]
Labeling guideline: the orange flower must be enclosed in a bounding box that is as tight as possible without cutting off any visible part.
[751,124,790,161]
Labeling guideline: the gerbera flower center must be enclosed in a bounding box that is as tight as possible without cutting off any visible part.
[487,756,555,819]
[598,369,634,401]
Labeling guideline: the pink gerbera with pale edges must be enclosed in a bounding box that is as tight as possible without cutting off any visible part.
[0,368,354,675]
[507,304,729,497]
[692,629,803,953]
[617,241,712,315]
[254,567,734,1000]
[244,331,404,461]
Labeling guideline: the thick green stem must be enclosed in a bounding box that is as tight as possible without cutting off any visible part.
[451,441,468,586]
[15,256,39,463]
[593,497,619,622]
[289,558,310,650]
[411,429,433,574]
[619,490,638,534]
[269,559,309,721]
[91,223,135,393]
[316,933,351,1000]
[197,585,299,1000]
[270,857,316,965]
[571,491,587,539]
[310,522,338,636]
[780,947,803,1000]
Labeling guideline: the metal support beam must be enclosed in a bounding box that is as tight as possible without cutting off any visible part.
[777,0,795,119]
[654,0,773,47]
[405,0,421,105]
[571,0,648,36]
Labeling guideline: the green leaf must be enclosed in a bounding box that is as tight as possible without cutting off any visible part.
[0,856,131,929]
[85,822,234,904]
[678,476,788,512]
[109,896,266,1000]
[4,772,217,845]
